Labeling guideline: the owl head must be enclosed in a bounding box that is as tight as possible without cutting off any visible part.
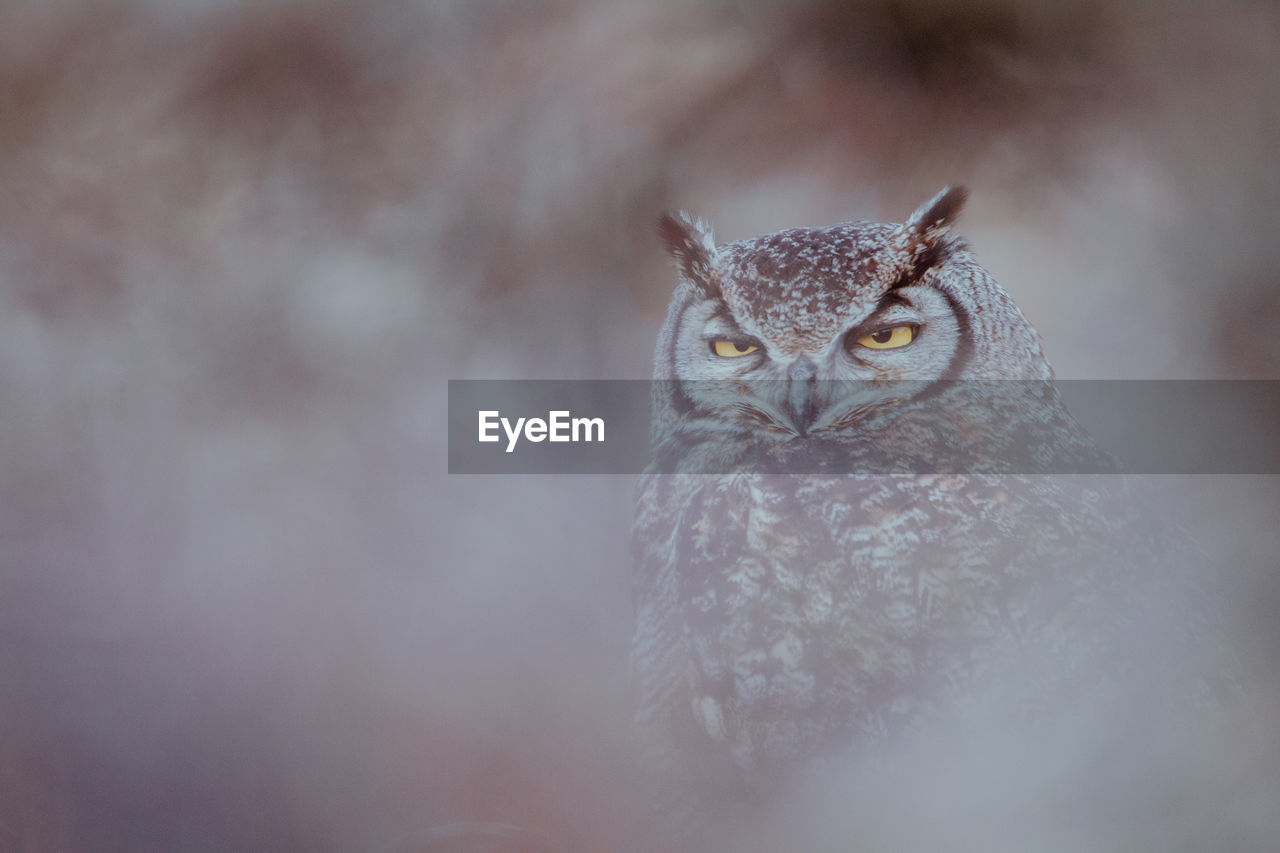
[651,188,1053,444]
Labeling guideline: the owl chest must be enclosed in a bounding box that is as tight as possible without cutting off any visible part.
[635,471,1131,787]
[669,476,1006,645]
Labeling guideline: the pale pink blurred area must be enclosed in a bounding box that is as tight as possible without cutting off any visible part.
[2,2,1279,850]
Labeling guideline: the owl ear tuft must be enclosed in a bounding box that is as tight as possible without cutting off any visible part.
[891,186,968,281]
[905,185,968,236]
[658,211,718,289]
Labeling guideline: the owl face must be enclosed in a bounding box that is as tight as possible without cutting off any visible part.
[653,188,1052,439]
[675,237,964,378]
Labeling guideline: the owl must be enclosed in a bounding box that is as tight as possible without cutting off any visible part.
[629,188,1201,845]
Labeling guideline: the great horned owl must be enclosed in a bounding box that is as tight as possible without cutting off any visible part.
[630,188,1187,843]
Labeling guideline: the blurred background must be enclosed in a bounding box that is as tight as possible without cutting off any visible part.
[0,1,1277,850]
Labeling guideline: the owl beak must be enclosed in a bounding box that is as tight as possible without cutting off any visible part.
[784,357,819,437]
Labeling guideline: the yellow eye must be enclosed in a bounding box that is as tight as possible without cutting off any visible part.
[855,325,917,350]
[711,340,759,358]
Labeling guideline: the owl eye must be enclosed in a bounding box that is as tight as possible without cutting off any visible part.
[711,340,760,358]
[854,324,918,350]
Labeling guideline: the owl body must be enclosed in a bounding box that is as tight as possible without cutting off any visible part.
[630,190,1169,837]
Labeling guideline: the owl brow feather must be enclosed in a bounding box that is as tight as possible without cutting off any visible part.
[705,303,757,344]
[852,291,916,330]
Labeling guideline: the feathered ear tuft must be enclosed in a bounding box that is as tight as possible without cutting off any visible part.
[891,186,968,282]
[658,211,718,289]
[905,185,968,237]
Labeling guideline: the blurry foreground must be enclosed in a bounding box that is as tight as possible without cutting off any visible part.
[1,2,1278,850]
